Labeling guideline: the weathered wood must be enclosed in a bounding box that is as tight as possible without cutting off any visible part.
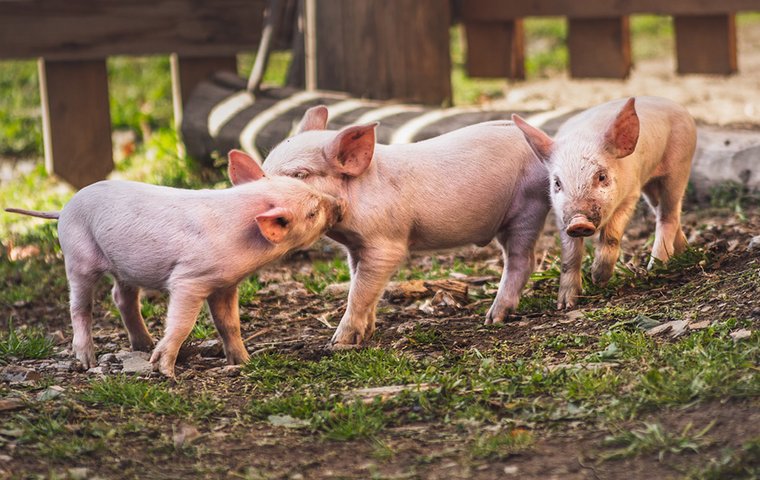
[461,0,760,20]
[312,0,451,105]
[171,55,238,125]
[0,0,266,60]
[568,17,631,78]
[38,59,113,189]
[464,21,525,79]
[674,15,738,74]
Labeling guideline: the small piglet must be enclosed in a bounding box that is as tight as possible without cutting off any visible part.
[257,106,550,348]
[513,97,696,308]
[6,152,343,377]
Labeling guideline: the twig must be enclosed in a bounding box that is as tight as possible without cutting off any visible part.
[243,327,272,344]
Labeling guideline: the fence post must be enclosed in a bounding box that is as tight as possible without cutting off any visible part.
[568,17,631,78]
[464,20,525,79]
[38,59,114,189]
[171,55,239,127]
[674,14,737,74]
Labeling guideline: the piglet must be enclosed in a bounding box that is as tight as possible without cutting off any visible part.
[258,106,551,348]
[6,151,343,377]
[512,97,696,308]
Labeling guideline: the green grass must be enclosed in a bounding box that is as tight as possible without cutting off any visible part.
[296,257,351,294]
[689,436,760,480]
[0,319,55,362]
[80,375,221,418]
[10,410,108,460]
[601,421,713,462]
[470,428,534,459]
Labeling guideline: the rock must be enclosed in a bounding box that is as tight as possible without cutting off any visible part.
[98,353,117,365]
[646,320,689,338]
[87,366,107,375]
[267,414,309,429]
[688,320,711,330]
[67,467,89,480]
[323,282,350,297]
[197,339,224,358]
[0,398,26,412]
[45,330,66,345]
[1,365,41,383]
[52,361,75,372]
[172,424,201,448]
[730,329,752,341]
[37,385,65,402]
[748,235,760,252]
[118,351,153,374]
[503,466,519,475]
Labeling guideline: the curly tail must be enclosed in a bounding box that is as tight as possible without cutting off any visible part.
[5,208,60,220]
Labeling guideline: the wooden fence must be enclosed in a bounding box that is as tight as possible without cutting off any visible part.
[1,0,759,188]
[0,0,265,188]
[461,0,760,79]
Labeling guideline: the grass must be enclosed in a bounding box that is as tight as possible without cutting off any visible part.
[296,258,351,294]
[10,410,108,460]
[0,319,55,362]
[470,428,534,459]
[79,375,221,418]
[601,421,713,462]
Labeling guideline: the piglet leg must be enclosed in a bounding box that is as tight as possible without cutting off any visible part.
[150,292,205,377]
[207,286,249,365]
[112,281,154,352]
[591,195,638,286]
[67,271,98,369]
[644,179,689,268]
[557,229,584,310]
[486,227,540,324]
[330,243,407,349]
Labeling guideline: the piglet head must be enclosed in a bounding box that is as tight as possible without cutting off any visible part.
[512,98,640,238]
[256,175,345,250]
[262,105,378,204]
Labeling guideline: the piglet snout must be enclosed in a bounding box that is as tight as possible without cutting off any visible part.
[566,215,597,238]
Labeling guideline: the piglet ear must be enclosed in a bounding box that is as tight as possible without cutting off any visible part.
[324,123,378,177]
[296,105,329,134]
[228,149,265,185]
[512,114,554,162]
[604,97,639,159]
[255,207,293,244]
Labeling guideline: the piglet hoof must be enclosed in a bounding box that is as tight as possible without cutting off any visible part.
[149,347,177,378]
[591,264,614,287]
[328,327,366,350]
[75,349,97,370]
[225,349,250,365]
[484,303,516,325]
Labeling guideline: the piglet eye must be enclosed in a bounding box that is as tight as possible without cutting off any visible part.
[308,210,317,219]
[598,172,607,182]
[554,178,562,190]
[294,171,309,179]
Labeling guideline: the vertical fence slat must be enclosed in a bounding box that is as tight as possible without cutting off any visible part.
[38,59,113,189]
[171,55,238,126]
[674,14,737,74]
[464,21,525,79]
[568,17,631,78]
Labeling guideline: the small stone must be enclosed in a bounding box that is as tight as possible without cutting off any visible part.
[689,320,711,330]
[323,282,350,297]
[730,329,752,341]
[98,353,117,365]
[45,330,66,345]
[0,398,25,412]
[504,465,520,475]
[0,454,12,462]
[1,365,41,383]
[258,281,308,298]
[118,351,153,374]
[67,467,89,480]
[173,424,201,448]
[52,361,75,372]
[748,235,760,252]
[87,366,106,375]
[197,339,224,358]
[37,385,65,402]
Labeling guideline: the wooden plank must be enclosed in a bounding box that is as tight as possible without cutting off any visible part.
[461,0,760,21]
[464,21,525,79]
[38,59,113,188]
[568,17,631,78]
[0,0,266,60]
[171,55,238,125]
[313,0,451,105]
[674,14,737,74]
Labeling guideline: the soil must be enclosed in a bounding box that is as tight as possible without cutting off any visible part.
[2,202,759,479]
